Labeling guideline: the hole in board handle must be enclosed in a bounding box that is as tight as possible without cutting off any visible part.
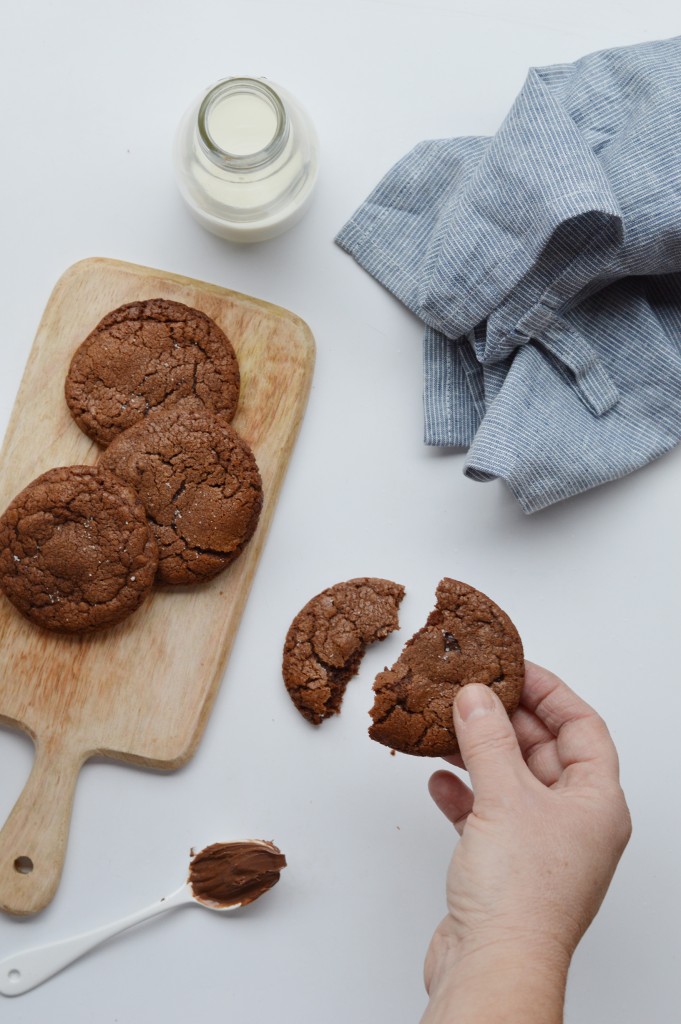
[13,856,33,875]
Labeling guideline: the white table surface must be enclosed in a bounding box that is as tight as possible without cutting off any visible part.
[1,2,680,1021]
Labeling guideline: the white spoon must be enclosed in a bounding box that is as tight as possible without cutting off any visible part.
[0,839,286,997]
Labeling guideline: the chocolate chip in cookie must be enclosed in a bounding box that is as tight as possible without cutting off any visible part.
[99,405,262,585]
[65,298,240,447]
[0,465,158,633]
[369,578,524,756]
[283,578,405,725]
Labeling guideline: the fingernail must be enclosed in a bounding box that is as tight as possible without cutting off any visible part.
[455,684,496,722]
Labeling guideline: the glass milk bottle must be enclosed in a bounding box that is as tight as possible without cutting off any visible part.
[173,77,319,243]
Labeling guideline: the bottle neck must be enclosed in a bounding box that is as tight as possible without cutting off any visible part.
[196,77,290,174]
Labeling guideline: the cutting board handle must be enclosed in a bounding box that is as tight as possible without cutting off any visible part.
[0,734,83,916]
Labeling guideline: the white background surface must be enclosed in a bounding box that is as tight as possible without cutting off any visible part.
[0,2,680,1021]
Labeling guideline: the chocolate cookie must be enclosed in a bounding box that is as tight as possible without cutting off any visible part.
[283,578,405,725]
[99,406,262,585]
[65,298,240,446]
[369,578,524,756]
[0,465,158,633]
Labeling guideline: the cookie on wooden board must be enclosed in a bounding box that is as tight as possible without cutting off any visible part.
[0,465,158,633]
[99,405,262,585]
[283,578,405,725]
[369,578,524,756]
[65,298,240,446]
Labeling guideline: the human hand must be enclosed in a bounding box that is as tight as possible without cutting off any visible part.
[422,662,631,1023]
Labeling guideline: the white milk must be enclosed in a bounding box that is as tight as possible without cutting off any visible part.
[206,91,278,156]
[173,77,319,243]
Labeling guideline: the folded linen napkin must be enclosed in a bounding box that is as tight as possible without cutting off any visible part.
[336,36,681,512]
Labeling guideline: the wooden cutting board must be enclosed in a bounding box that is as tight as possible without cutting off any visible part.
[0,258,315,916]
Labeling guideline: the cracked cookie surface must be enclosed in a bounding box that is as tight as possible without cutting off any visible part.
[65,298,240,446]
[283,578,405,725]
[99,405,262,585]
[369,578,524,756]
[0,465,158,633]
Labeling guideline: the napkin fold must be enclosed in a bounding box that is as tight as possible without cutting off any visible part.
[336,36,681,512]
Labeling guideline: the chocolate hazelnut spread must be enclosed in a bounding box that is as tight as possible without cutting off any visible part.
[188,840,286,907]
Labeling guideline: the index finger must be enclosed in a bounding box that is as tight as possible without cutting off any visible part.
[522,660,621,782]
[441,664,585,771]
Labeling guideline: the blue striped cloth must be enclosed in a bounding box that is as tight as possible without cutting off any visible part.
[336,37,681,512]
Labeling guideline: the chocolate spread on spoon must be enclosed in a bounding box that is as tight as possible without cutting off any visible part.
[188,840,286,908]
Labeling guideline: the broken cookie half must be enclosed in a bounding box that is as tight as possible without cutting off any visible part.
[283,578,405,725]
[369,578,524,757]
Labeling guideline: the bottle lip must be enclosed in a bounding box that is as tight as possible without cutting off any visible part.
[197,77,289,171]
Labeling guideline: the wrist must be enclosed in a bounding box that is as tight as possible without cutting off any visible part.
[423,930,570,1024]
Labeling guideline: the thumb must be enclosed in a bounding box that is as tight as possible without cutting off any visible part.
[453,684,525,802]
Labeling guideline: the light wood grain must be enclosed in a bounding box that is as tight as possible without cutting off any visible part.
[0,258,315,915]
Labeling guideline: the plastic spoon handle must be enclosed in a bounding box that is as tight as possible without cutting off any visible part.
[0,883,193,996]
